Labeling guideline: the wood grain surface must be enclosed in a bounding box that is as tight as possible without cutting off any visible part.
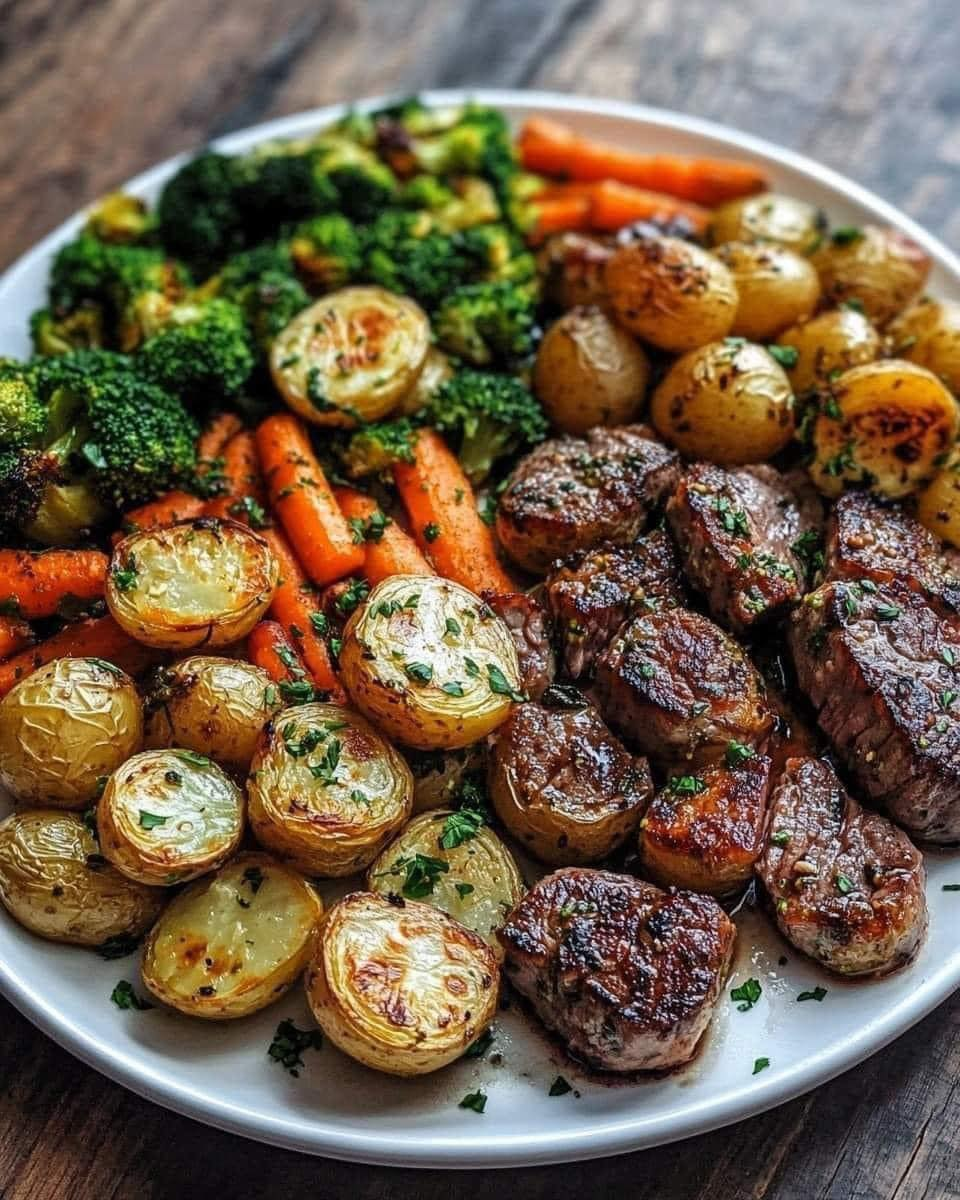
[2,1,959,1196]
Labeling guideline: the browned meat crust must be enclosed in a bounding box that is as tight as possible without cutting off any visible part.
[480,589,555,701]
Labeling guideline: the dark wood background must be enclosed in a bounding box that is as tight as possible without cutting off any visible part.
[2,1,959,1196]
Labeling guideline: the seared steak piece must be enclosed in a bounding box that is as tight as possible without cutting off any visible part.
[495,425,680,575]
[500,868,735,1071]
[480,589,555,701]
[594,608,774,768]
[544,528,685,680]
[639,754,772,896]
[790,578,960,842]
[489,697,652,865]
[666,462,822,634]
[756,756,927,976]
[825,490,960,607]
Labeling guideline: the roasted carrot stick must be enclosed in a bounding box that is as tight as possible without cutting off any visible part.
[588,179,710,234]
[204,431,266,523]
[0,617,33,661]
[518,116,767,206]
[0,550,109,620]
[392,429,514,595]
[333,487,434,585]
[529,195,591,241]
[261,527,343,697]
[0,616,160,698]
[256,413,364,586]
[247,620,310,686]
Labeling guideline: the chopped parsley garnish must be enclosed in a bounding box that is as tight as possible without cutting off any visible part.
[455,882,475,899]
[264,684,278,707]
[228,496,267,528]
[874,603,901,621]
[464,1027,494,1058]
[487,662,526,702]
[831,225,863,245]
[442,681,465,697]
[767,344,798,368]
[941,690,957,711]
[405,661,433,684]
[423,522,441,542]
[835,872,855,895]
[549,1075,573,1096]
[440,806,485,849]
[639,662,656,680]
[725,740,755,768]
[268,1019,323,1076]
[111,980,152,1010]
[378,853,449,899]
[445,616,462,637]
[842,297,865,313]
[164,770,182,786]
[730,977,762,1012]
[310,612,329,635]
[282,724,327,758]
[797,986,828,1002]
[174,750,212,768]
[666,775,706,796]
[111,556,138,593]
[942,647,957,667]
[823,440,856,477]
[459,1090,487,1113]
[771,830,791,847]
[712,494,750,538]
[477,496,497,526]
[138,810,167,830]
[752,1057,770,1075]
[96,934,141,961]
[942,884,960,891]
[348,509,391,544]
[791,529,825,577]
[87,657,123,677]
[464,657,480,677]
[308,738,342,786]
[334,577,370,616]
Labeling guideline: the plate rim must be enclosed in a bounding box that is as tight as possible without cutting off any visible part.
[2,86,959,1169]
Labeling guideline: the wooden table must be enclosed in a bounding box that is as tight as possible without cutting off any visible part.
[2,1,959,1196]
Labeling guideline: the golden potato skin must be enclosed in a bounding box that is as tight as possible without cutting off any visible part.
[98,749,244,886]
[340,574,522,750]
[0,657,143,809]
[367,811,523,955]
[536,231,613,310]
[270,287,430,427]
[809,359,959,499]
[143,656,281,774]
[533,306,650,435]
[141,852,322,1019]
[650,340,795,464]
[707,192,827,254]
[107,518,279,651]
[605,235,739,353]
[888,299,960,394]
[777,308,881,394]
[713,241,820,341]
[0,809,163,946]
[812,226,931,326]
[305,891,499,1075]
[247,702,413,876]
[916,451,960,548]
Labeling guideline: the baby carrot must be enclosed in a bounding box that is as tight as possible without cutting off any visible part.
[0,617,32,661]
[529,194,591,241]
[246,620,330,704]
[586,179,710,234]
[0,616,160,698]
[0,549,109,620]
[204,431,266,523]
[333,486,434,585]
[256,413,364,586]
[392,429,514,595]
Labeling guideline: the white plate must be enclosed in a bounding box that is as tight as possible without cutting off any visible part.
[2,89,960,1170]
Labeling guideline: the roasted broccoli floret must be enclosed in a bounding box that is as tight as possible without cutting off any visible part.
[0,361,45,449]
[433,281,537,365]
[0,448,65,542]
[400,176,500,231]
[30,305,105,356]
[216,244,311,350]
[362,211,477,309]
[137,298,255,403]
[425,369,546,483]
[290,214,365,291]
[156,152,249,277]
[311,137,398,222]
[461,223,538,286]
[398,104,519,195]
[340,415,420,479]
[85,192,155,244]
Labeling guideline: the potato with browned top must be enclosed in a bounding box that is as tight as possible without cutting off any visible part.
[812,225,930,326]
[713,241,820,340]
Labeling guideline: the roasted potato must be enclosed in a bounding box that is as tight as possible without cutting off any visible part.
[887,298,960,395]
[536,231,613,310]
[339,574,523,750]
[812,225,931,326]
[406,744,486,813]
[398,346,454,415]
[915,450,960,547]
[270,287,431,427]
[0,657,143,810]
[605,234,739,353]
[533,306,650,435]
[650,339,795,463]
[98,749,244,886]
[247,702,413,876]
[140,852,322,1019]
[808,359,959,498]
[707,192,827,255]
[106,518,279,651]
[776,307,881,394]
[143,656,281,774]
[366,810,523,955]
[713,241,820,340]
[0,809,163,946]
[305,891,499,1075]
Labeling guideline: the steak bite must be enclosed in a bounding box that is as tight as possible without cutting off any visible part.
[544,528,685,680]
[639,754,772,896]
[756,756,927,976]
[500,868,736,1071]
[480,589,555,701]
[789,578,960,843]
[488,696,652,865]
[666,462,822,634]
[825,490,960,606]
[594,607,774,768]
[495,424,680,575]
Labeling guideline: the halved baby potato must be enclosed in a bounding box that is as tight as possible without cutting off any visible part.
[339,574,523,750]
[106,518,279,651]
[0,656,143,809]
[0,809,164,946]
[270,287,431,427]
[366,810,523,956]
[143,656,281,774]
[713,241,821,341]
[812,225,930,326]
[398,346,455,416]
[916,450,960,548]
[140,851,322,1019]
[305,891,499,1075]
[887,298,960,395]
[707,192,827,255]
[247,702,413,877]
[777,307,881,395]
[808,359,959,498]
[98,749,244,887]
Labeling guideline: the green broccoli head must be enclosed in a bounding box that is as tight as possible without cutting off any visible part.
[137,298,255,403]
[236,151,338,237]
[406,105,519,193]
[340,415,420,479]
[433,281,537,366]
[290,214,365,291]
[426,369,546,483]
[0,361,46,450]
[217,244,311,350]
[156,152,249,277]
[0,447,63,541]
[312,138,398,222]
[30,304,105,357]
[461,224,538,287]
[362,211,477,309]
